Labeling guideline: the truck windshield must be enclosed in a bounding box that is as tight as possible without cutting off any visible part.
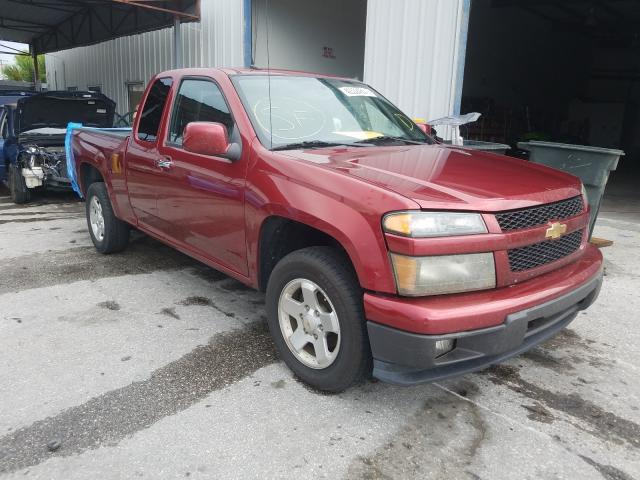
[232,75,431,150]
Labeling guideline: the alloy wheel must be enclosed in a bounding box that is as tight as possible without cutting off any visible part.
[277,278,341,369]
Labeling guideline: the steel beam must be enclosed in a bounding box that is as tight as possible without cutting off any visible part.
[173,16,182,69]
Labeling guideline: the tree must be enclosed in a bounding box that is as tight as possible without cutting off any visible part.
[3,55,46,83]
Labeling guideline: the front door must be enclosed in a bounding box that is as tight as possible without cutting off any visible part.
[126,77,173,227]
[155,77,248,276]
[0,108,8,181]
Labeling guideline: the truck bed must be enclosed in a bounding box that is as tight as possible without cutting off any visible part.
[65,126,132,198]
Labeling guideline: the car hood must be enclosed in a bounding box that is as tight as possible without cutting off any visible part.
[16,91,115,133]
[281,144,582,211]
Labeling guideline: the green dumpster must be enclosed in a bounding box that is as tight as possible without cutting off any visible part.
[517,141,624,238]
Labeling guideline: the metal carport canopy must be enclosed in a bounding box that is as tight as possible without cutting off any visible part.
[0,0,199,55]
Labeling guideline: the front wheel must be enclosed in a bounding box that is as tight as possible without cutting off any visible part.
[266,247,371,392]
[8,164,30,204]
[86,182,130,254]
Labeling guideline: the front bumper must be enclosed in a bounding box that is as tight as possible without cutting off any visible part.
[367,252,603,386]
[21,167,72,190]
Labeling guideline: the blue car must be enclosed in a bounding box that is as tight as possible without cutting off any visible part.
[0,92,32,180]
[1,90,115,203]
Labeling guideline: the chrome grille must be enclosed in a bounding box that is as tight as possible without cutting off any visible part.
[496,196,584,231]
[508,230,583,272]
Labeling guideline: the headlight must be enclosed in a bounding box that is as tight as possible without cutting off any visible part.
[383,211,487,238]
[390,252,496,296]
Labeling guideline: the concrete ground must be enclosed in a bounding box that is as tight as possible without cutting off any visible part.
[0,184,638,480]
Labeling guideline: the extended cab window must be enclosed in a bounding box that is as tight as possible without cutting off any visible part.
[137,77,173,142]
[168,78,233,146]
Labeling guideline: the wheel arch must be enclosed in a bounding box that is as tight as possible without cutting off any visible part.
[254,207,396,294]
[257,215,355,292]
[79,161,105,196]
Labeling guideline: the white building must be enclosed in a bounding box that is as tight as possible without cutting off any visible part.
[44,0,638,175]
[45,0,470,127]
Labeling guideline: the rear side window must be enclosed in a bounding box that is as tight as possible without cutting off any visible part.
[168,78,233,146]
[137,77,173,142]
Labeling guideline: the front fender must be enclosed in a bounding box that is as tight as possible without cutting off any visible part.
[256,200,395,293]
[245,151,418,294]
[4,138,18,167]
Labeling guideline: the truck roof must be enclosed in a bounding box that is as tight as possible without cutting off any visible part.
[156,67,357,81]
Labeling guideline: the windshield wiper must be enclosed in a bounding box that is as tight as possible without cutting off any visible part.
[355,135,428,146]
[272,140,362,151]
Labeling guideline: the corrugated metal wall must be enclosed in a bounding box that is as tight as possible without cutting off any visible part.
[44,0,244,115]
[45,0,468,124]
[363,0,466,134]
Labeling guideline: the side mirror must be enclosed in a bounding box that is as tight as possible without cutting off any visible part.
[183,122,230,157]
[413,118,432,135]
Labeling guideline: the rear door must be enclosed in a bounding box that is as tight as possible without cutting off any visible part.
[125,77,173,227]
[154,76,248,276]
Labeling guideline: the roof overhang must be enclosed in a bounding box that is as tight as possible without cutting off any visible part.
[0,0,200,55]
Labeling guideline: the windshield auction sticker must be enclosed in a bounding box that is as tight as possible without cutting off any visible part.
[339,87,377,97]
[334,131,383,140]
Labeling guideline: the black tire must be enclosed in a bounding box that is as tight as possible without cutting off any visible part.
[8,164,30,204]
[86,182,130,254]
[266,246,371,392]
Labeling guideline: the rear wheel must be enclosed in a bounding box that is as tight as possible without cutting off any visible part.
[8,164,30,204]
[266,247,371,392]
[86,182,129,254]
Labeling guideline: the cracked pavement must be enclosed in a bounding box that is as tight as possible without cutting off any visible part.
[0,187,638,479]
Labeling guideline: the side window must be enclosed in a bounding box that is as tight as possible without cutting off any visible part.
[0,111,8,139]
[168,79,234,146]
[137,77,173,142]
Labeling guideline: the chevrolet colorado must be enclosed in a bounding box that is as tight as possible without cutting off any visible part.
[69,68,603,392]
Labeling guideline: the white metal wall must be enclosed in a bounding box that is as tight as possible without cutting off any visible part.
[363,0,466,133]
[45,0,468,124]
[44,0,244,115]
[252,0,367,79]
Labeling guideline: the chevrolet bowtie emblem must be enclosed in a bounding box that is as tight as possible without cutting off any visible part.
[545,222,567,240]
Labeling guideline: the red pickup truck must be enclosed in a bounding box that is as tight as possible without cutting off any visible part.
[69,68,603,392]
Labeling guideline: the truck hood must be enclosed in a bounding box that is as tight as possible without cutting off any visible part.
[16,91,115,133]
[281,144,582,212]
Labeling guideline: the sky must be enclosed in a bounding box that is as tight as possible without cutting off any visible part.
[0,41,29,67]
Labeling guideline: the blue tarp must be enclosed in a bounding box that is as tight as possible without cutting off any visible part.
[64,123,132,199]
[65,122,83,197]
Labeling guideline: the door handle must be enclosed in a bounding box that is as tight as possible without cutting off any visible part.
[156,157,173,169]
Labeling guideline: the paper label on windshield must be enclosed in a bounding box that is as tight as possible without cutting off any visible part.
[339,86,377,97]
[334,131,383,140]
[96,108,107,114]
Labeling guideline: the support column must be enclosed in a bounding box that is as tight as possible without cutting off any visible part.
[30,46,41,91]
[243,0,252,67]
[173,16,182,69]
